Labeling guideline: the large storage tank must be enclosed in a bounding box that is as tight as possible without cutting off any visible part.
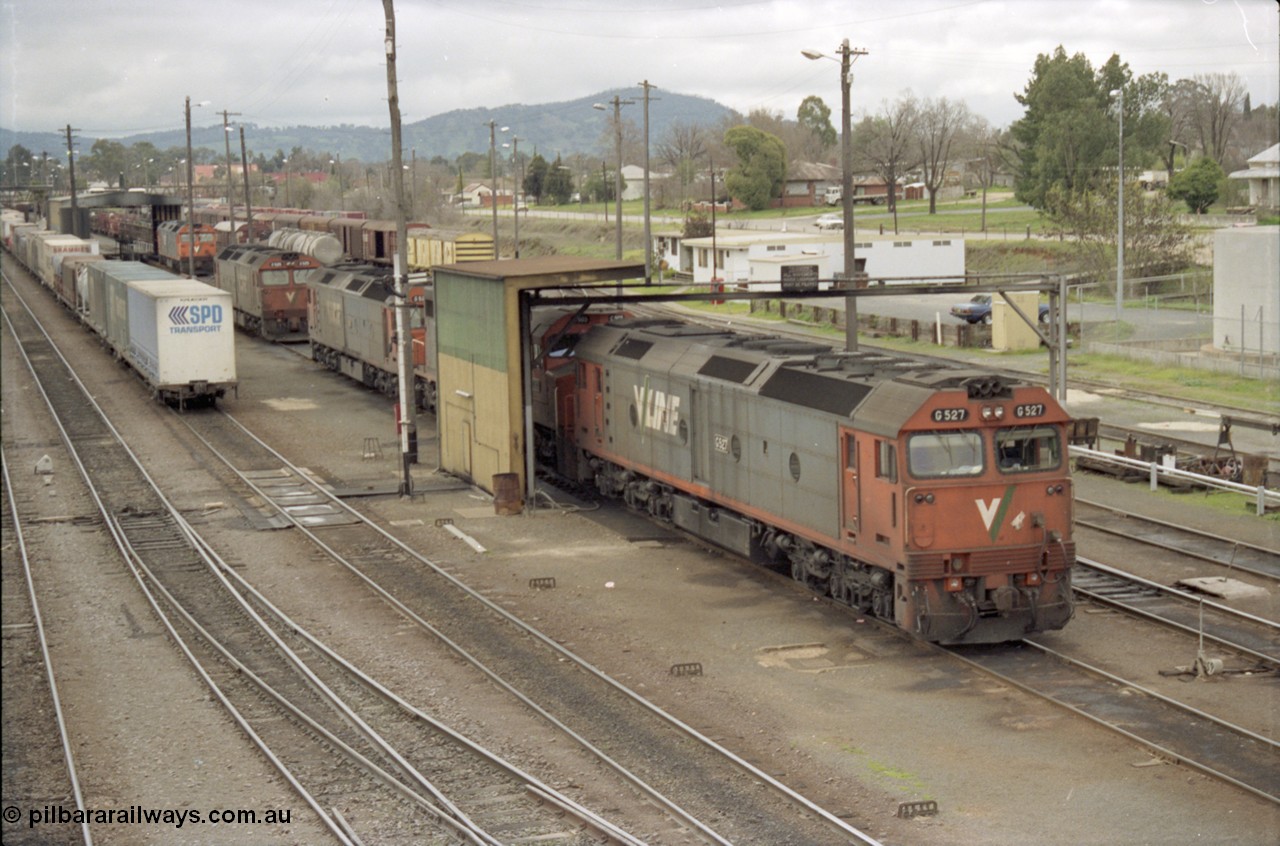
[269,228,344,265]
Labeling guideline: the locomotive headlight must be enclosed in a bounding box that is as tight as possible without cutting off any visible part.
[981,405,1006,421]
[945,577,964,592]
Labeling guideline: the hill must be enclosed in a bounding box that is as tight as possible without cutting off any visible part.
[2,89,737,166]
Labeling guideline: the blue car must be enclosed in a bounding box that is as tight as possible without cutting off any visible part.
[950,294,1051,325]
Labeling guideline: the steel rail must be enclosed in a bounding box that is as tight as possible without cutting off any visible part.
[212,408,887,846]
[0,452,95,846]
[0,279,352,845]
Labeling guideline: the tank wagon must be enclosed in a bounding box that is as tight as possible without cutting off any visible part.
[156,220,217,274]
[305,263,438,411]
[213,244,321,341]
[540,318,1075,644]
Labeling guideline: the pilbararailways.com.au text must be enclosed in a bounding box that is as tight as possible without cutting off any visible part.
[7,804,292,830]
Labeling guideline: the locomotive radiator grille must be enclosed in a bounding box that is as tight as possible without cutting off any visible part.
[904,542,1075,579]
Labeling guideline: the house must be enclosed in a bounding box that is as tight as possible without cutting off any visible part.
[1228,143,1279,210]
[678,230,964,288]
[456,181,513,208]
[781,161,842,207]
[619,165,670,201]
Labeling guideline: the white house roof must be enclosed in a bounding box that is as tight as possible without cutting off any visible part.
[1230,143,1280,180]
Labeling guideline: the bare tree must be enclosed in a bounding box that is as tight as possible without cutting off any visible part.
[853,92,919,232]
[1161,76,1199,178]
[1189,72,1245,163]
[656,121,709,202]
[916,96,970,214]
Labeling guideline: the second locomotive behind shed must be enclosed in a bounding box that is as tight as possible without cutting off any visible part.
[540,318,1075,644]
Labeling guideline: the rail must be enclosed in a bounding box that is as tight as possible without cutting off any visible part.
[1069,445,1280,516]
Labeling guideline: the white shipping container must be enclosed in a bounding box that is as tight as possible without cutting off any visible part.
[124,278,236,391]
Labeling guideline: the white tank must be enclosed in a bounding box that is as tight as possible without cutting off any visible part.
[268,228,344,265]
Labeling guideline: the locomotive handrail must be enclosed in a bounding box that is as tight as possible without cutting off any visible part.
[1068,444,1279,516]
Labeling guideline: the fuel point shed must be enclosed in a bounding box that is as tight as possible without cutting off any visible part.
[433,256,643,505]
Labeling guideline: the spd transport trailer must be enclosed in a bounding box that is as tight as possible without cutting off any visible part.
[82,261,237,407]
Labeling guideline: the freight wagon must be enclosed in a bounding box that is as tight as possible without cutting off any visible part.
[80,261,236,407]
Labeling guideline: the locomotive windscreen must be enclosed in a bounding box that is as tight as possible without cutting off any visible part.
[758,367,871,416]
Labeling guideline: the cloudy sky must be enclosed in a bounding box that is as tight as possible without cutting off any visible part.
[2,0,1275,138]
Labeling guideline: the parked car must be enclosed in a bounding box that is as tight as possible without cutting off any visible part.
[950,294,1051,325]
[814,213,844,230]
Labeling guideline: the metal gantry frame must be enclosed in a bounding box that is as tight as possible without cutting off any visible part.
[519,272,1072,507]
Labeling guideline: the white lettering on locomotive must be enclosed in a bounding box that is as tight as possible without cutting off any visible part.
[976,498,1001,531]
[633,384,681,436]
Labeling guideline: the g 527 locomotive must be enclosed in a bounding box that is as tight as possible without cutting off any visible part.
[536,317,1074,644]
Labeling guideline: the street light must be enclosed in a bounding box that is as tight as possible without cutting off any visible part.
[504,135,521,258]
[185,96,209,279]
[1110,86,1124,323]
[803,40,867,351]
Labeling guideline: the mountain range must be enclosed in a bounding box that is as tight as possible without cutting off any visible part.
[2,89,738,167]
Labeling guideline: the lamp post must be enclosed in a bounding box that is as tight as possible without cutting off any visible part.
[504,135,521,258]
[185,96,209,279]
[1110,86,1124,323]
[803,39,867,351]
[593,96,633,260]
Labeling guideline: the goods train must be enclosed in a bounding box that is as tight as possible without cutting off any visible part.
[213,244,321,341]
[6,223,236,407]
[533,317,1075,644]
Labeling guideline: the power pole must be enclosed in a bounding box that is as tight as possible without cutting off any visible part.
[220,110,241,242]
[184,97,197,278]
[64,125,79,236]
[639,80,658,284]
[382,0,414,497]
[488,119,500,256]
[238,127,253,240]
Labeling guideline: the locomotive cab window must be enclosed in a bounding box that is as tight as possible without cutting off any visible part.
[908,431,983,478]
[261,269,289,287]
[995,425,1062,473]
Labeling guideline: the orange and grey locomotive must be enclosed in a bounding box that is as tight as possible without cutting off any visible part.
[546,318,1074,644]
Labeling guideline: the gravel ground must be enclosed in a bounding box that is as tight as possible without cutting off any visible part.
[4,273,1277,845]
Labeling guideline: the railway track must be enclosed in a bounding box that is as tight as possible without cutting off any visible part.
[0,455,93,846]
[178,406,886,846]
[2,277,622,845]
[1075,498,1280,582]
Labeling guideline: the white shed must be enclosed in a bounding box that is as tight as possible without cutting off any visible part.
[1213,226,1279,365]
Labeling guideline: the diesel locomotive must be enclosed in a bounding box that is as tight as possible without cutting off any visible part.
[536,317,1075,644]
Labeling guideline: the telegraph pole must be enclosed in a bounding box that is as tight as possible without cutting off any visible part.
[639,80,657,283]
[238,127,253,239]
[184,97,197,278]
[220,110,241,242]
[382,0,414,497]
[64,125,79,236]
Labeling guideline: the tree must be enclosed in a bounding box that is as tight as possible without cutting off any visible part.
[1188,72,1245,163]
[722,125,786,210]
[656,121,709,202]
[1010,47,1169,210]
[915,96,969,214]
[1044,180,1192,287]
[1167,156,1224,213]
[523,152,548,203]
[853,93,919,228]
[544,155,574,205]
[797,95,837,161]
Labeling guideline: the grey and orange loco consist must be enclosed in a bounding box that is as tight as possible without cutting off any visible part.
[304,262,439,412]
[543,318,1074,644]
[213,244,321,342]
[155,219,218,274]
